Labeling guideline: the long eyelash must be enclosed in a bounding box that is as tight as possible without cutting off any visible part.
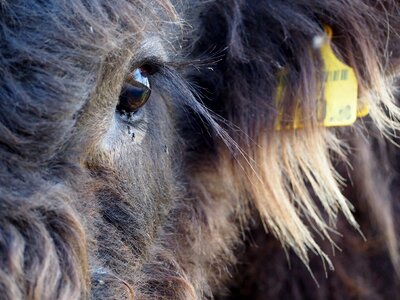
[163,48,227,71]
[152,66,239,149]
[131,48,225,80]
[130,57,165,75]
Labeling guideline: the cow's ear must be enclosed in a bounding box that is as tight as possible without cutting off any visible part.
[188,0,400,267]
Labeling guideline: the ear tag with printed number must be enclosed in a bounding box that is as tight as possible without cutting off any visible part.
[275,25,369,129]
[321,25,360,126]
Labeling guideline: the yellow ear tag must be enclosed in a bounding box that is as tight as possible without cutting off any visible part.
[275,25,369,129]
[321,25,359,126]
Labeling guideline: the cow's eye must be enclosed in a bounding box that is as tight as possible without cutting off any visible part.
[116,66,153,114]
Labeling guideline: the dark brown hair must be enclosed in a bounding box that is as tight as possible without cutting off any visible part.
[0,0,399,299]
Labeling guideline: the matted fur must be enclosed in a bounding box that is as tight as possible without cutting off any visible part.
[0,0,400,299]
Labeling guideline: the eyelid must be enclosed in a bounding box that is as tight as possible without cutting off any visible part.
[130,57,164,75]
[129,56,188,78]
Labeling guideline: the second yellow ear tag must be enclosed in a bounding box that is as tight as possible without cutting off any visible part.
[321,25,359,127]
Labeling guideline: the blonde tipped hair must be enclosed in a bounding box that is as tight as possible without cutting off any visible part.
[190,0,400,274]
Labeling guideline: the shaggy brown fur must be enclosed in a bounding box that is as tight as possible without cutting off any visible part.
[0,0,400,299]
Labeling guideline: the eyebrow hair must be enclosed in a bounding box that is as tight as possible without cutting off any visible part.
[131,37,169,67]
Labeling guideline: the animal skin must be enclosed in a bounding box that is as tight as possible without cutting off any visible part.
[0,0,399,299]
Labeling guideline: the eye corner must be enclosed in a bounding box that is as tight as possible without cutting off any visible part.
[139,63,160,77]
[134,55,167,76]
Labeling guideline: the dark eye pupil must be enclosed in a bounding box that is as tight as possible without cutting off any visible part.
[117,68,151,114]
[117,84,151,113]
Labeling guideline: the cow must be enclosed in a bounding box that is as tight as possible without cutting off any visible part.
[0,0,399,299]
